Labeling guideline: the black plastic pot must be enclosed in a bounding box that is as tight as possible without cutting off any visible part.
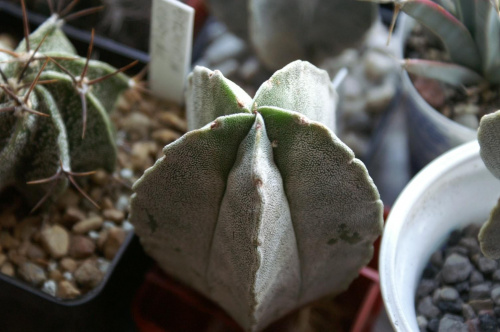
[0,3,154,331]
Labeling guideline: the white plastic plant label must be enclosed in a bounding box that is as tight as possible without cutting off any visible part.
[149,0,194,104]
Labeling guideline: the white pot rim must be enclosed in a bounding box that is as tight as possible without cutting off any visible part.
[379,140,480,331]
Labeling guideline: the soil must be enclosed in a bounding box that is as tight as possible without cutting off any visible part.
[0,88,185,299]
[405,24,500,127]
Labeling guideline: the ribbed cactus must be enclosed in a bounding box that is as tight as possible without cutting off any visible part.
[372,0,500,87]
[0,13,132,209]
[130,60,384,331]
[205,0,378,70]
[477,110,500,258]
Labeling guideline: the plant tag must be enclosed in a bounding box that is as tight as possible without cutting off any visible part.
[149,0,194,104]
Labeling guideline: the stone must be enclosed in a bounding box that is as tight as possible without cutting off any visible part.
[62,206,86,225]
[14,216,40,240]
[122,221,134,232]
[0,211,16,228]
[470,283,492,300]
[102,209,125,224]
[476,256,498,274]
[203,33,246,66]
[417,296,441,318]
[438,287,460,302]
[492,269,500,281]
[470,270,485,285]
[104,227,126,260]
[122,112,151,139]
[8,249,26,266]
[0,231,20,250]
[69,235,96,259]
[1,262,14,276]
[430,251,444,268]
[427,318,440,332]
[441,253,473,284]
[458,237,480,255]
[491,286,500,305]
[60,258,78,273]
[26,243,46,261]
[63,271,73,281]
[101,197,114,210]
[57,280,81,299]
[436,300,463,315]
[152,129,181,145]
[49,269,63,281]
[72,216,103,234]
[468,299,494,312]
[363,50,395,82]
[42,280,57,297]
[96,258,111,274]
[90,169,109,186]
[417,315,428,332]
[74,260,103,288]
[40,225,70,259]
[478,313,497,332]
[157,112,187,132]
[462,303,476,319]
[130,142,156,171]
[18,262,47,286]
[438,314,467,332]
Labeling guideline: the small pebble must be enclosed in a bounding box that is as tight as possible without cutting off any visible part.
[49,269,63,282]
[40,225,70,259]
[491,287,500,305]
[63,271,73,281]
[102,209,125,224]
[441,253,473,284]
[478,313,497,332]
[157,112,187,132]
[57,280,80,299]
[470,270,485,285]
[18,262,47,286]
[42,280,57,297]
[468,299,494,313]
[0,231,20,250]
[90,169,109,186]
[74,260,103,288]
[120,168,133,180]
[122,221,134,232]
[62,206,86,224]
[152,129,181,145]
[476,256,498,274]
[88,231,100,240]
[69,235,96,259]
[104,227,127,260]
[438,314,467,332]
[469,283,492,300]
[60,258,77,273]
[1,262,14,277]
[439,287,459,301]
[72,216,103,234]
[462,303,476,319]
[417,315,428,332]
[418,296,441,318]
[26,243,46,261]
[0,253,6,266]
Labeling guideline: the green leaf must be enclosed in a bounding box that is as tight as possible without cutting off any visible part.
[186,66,253,131]
[454,0,476,33]
[402,58,486,86]
[475,0,500,76]
[401,0,482,72]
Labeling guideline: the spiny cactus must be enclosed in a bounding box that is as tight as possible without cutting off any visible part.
[0,6,134,210]
[477,109,500,258]
[206,0,378,70]
[130,60,384,331]
[371,0,500,87]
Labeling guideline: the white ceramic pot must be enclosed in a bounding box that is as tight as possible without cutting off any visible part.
[396,14,476,173]
[379,140,500,331]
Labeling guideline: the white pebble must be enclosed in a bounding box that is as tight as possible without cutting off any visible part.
[203,33,246,66]
[47,261,58,272]
[120,168,133,179]
[88,231,100,240]
[103,221,116,230]
[42,280,57,297]
[116,195,130,212]
[122,221,134,232]
[97,258,111,274]
[63,272,73,281]
[239,57,261,81]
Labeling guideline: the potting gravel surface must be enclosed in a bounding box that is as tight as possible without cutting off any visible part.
[415,223,500,332]
[0,88,185,300]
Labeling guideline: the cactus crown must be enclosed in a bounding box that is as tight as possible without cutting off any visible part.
[0,3,133,211]
[372,0,500,87]
[130,60,384,331]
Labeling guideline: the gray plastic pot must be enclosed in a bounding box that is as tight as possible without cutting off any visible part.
[379,140,500,331]
[396,14,476,173]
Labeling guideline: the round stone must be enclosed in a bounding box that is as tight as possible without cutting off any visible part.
[442,254,473,284]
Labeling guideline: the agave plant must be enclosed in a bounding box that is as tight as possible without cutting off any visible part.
[371,0,500,87]
[130,60,384,331]
[0,1,135,210]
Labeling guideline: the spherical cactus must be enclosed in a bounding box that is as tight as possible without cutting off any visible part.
[0,14,133,209]
[130,60,384,331]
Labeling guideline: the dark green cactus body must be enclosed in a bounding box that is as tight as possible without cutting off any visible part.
[0,15,130,205]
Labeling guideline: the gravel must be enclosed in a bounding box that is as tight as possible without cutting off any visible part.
[415,224,500,330]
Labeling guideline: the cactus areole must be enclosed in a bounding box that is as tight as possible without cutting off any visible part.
[0,15,131,208]
[130,61,383,331]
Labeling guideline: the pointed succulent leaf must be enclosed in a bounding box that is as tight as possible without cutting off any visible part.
[400,0,482,72]
[454,0,476,34]
[16,15,76,55]
[130,63,383,331]
[39,71,116,173]
[402,58,486,86]
[475,0,500,76]
[186,66,253,131]
[253,60,337,132]
[478,109,500,179]
[479,199,500,259]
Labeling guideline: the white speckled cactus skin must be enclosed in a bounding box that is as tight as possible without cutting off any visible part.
[478,110,500,259]
[130,60,384,331]
[206,0,378,70]
[0,16,131,205]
